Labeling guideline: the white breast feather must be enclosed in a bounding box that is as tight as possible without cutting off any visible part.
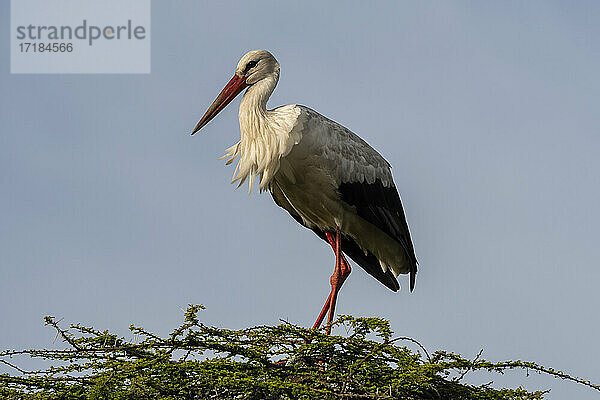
[221,104,302,192]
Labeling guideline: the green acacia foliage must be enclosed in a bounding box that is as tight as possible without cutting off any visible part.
[1,305,598,399]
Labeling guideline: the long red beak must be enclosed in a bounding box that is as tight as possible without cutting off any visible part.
[191,75,248,135]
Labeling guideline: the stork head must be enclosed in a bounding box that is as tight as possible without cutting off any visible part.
[236,49,280,85]
[191,50,280,135]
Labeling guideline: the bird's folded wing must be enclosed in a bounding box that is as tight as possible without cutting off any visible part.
[338,179,418,268]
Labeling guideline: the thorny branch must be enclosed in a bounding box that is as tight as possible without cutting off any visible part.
[0,305,597,400]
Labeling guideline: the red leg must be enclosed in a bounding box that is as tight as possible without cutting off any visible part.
[312,228,352,333]
[325,228,343,334]
[312,292,332,331]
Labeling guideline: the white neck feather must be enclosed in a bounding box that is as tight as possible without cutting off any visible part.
[240,75,277,118]
[221,74,301,193]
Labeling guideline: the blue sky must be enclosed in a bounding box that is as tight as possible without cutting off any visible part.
[1,2,599,398]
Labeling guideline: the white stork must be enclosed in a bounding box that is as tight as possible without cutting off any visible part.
[192,50,417,333]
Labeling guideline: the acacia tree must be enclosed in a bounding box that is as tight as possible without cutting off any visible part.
[1,305,598,399]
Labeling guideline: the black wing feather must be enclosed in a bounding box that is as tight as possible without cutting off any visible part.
[338,179,418,291]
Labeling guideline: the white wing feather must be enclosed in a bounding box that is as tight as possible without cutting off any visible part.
[295,106,394,187]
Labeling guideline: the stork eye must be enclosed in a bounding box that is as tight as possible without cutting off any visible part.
[244,60,258,73]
